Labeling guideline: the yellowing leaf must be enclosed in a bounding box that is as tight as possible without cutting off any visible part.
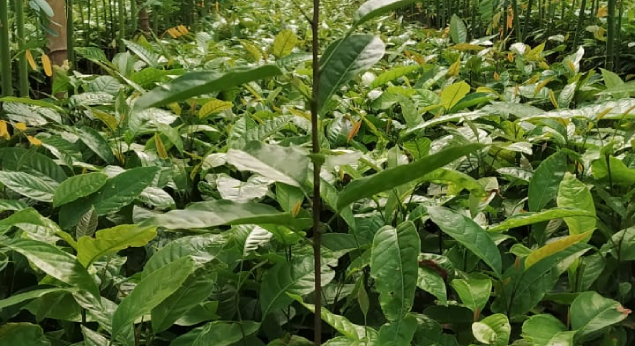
[240,40,262,62]
[440,81,470,111]
[199,99,233,118]
[447,59,461,77]
[451,43,486,51]
[347,120,362,143]
[271,29,298,58]
[27,136,42,146]
[14,122,27,131]
[0,120,9,140]
[525,232,591,269]
[597,6,608,18]
[41,54,53,77]
[155,133,168,159]
[534,77,554,96]
[177,25,189,35]
[493,71,500,81]
[25,50,37,70]
[167,28,179,38]
[291,200,302,217]
[506,7,514,29]
[167,102,182,115]
[549,89,558,109]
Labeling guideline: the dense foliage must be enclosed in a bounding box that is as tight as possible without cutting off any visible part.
[1,0,635,345]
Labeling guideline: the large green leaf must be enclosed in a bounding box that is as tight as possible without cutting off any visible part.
[134,65,282,110]
[111,256,196,341]
[152,266,218,333]
[59,167,159,228]
[528,151,567,212]
[441,81,470,111]
[378,313,418,345]
[521,314,571,346]
[226,141,309,188]
[487,208,595,233]
[77,224,157,267]
[417,267,447,306]
[0,147,67,182]
[427,206,502,277]
[0,288,75,310]
[53,173,108,207]
[556,173,596,235]
[370,222,420,321]
[354,0,421,26]
[143,200,312,231]
[260,255,334,317]
[142,234,225,277]
[77,127,115,164]
[319,34,385,112]
[337,143,484,209]
[570,292,631,341]
[170,321,260,346]
[6,239,99,299]
[472,314,510,346]
[591,156,635,186]
[449,14,467,44]
[272,29,297,58]
[0,171,57,202]
[451,277,491,316]
[0,323,50,346]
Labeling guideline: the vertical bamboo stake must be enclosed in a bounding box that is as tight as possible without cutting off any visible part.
[14,0,29,96]
[67,0,74,69]
[606,0,616,70]
[573,0,587,49]
[523,0,534,40]
[512,0,522,41]
[615,0,623,70]
[118,0,125,52]
[0,0,13,96]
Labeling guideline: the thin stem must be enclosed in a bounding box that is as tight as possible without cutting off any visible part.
[310,0,322,343]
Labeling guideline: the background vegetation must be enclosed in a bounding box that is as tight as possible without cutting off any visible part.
[1,0,635,345]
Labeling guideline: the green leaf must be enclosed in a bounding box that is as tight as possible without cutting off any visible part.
[53,173,108,207]
[370,65,422,88]
[260,255,334,317]
[143,234,225,276]
[170,321,260,346]
[123,39,160,67]
[528,151,567,212]
[0,288,75,310]
[272,29,298,58]
[59,167,159,228]
[449,15,467,44]
[354,0,421,26]
[556,173,596,235]
[227,141,308,188]
[451,277,491,315]
[134,65,282,110]
[0,147,67,182]
[525,232,591,268]
[592,156,635,186]
[319,34,385,112]
[427,206,502,277]
[487,208,596,233]
[378,313,418,345]
[521,314,569,346]
[77,127,115,164]
[440,81,470,111]
[82,325,111,346]
[77,224,157,267]
[143,200,312,231]
[0,199,28,212]
[417,267,447,305]
[472,314,510,346]
[0,171,56,202]
[198,98,232,118]
[289,294,370,340]
[6,239,99,299]
[337,143,484,209]
[76,207,98,238]
[0,323,50,346]
[570,291,631,341]
[111,256,196,341]
[370,222,420,321]
[151,266,218,333]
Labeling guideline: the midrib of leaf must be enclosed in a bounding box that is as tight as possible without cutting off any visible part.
[261,263,313,317]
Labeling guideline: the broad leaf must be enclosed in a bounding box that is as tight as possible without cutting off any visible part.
[0,323,50,346]
[272,29,297,58]
[77,224,157,267]
[449,15,467,44]
[53,173,108,207]
[227,141,308,188]
[134,65,283,110]
[525,232,591,268]
[370,222,420,321]
[570,291,631,341]
[556,173,596,236]
[378,313,418,345]
[487,208,595,233]
[528,151,567,212]
[0,171,56,202]
[428,206,502,277]
[521,314,569,346]
[77,126,115,164]
[170,321,260,346]
[451,277,492,316]
[0,288,75,310]
[319,34,385,112]
[143,200,312,231]
[472,314,510,346]
[417,267,447,305]
[111,256,196,341]
[337,143,484,209]
[441,81,470,111]
[354,0,421,26]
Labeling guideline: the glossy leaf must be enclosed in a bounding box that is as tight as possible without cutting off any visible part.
[449,15,467,44]
[143,234,225,277]
[441,81,470,111]
[0,287,75,310]
[289,294,369,340]
[570,291,631,340]
[77,126,115,164]
[451,277,492,316]
[319,34,385,112]
[378,313,418,345]
[143,199,312,231]
[354,0,420,26]
[0,323,50,346]
[6,239,99,299]
[428,206,502,277]
[521,314,570,346]
[77,224,157,267]
[337,143,484,210]
[134,65,283,110]
[53,173,108,207]
[370,222,420,321]
[556,173,596,235]
[170,321,260,346]
[0,147,67,182]
[472,314,510,346]
[417,267,447,306]
[272,29,297,58]
[591,156,635,186]
[487,208,595,233]
[111,256,196,341]
[528,151,567,212]
[0,171,56,202]
[525,232,591,268]
[227,141,308,188]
